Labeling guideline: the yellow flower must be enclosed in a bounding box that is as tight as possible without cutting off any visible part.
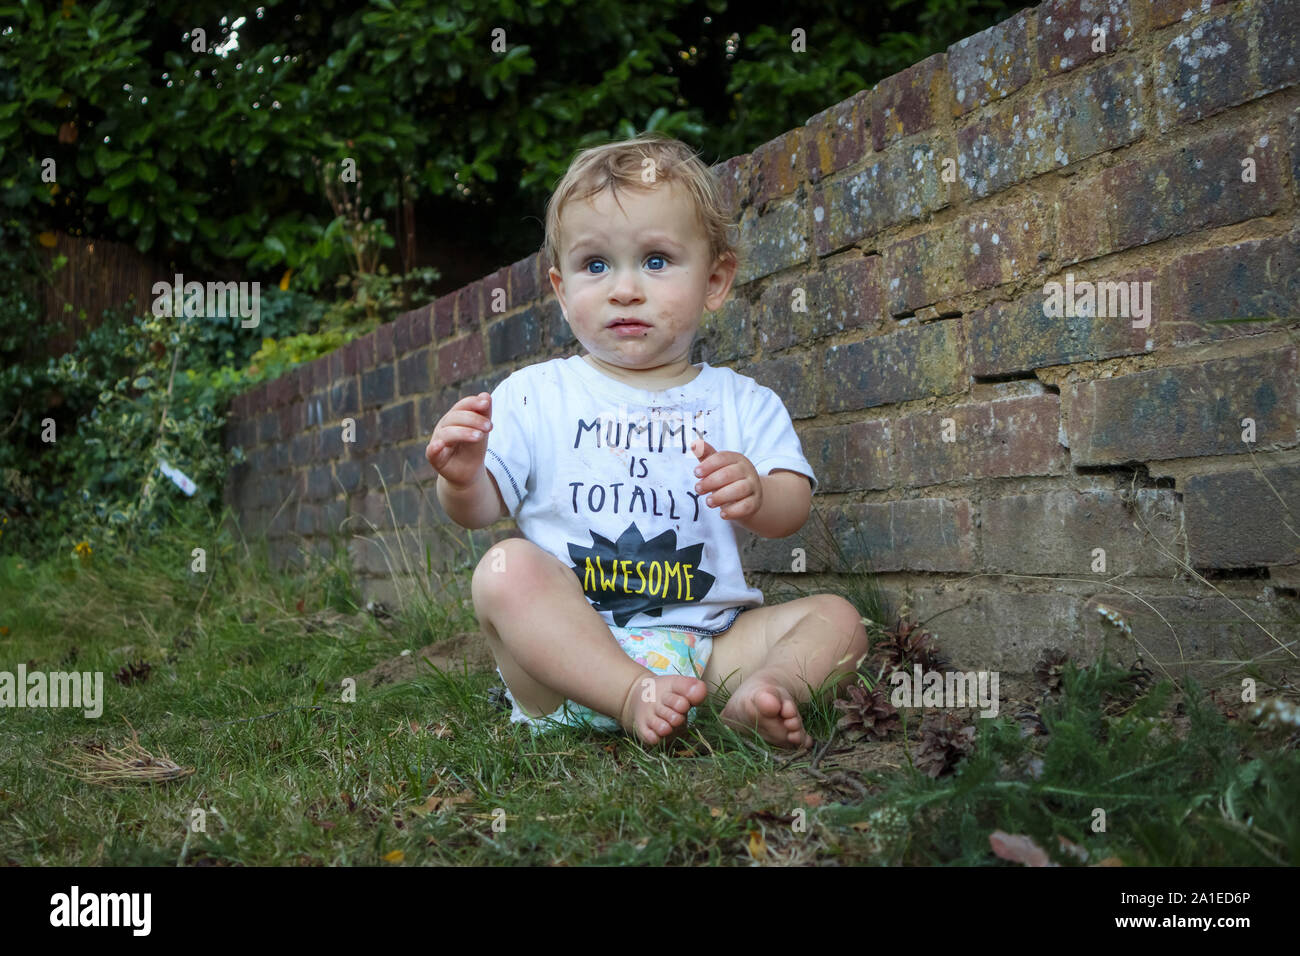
[73,541,93,562]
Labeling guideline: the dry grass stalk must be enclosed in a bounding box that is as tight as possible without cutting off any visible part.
[51,720,194,787]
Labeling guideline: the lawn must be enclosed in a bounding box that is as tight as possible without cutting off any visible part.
[1,509,1297,866]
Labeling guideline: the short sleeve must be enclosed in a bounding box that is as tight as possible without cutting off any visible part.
[483,372,532,517]
[742,383,818,495]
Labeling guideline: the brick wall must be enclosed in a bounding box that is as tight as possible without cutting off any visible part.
[224,0,1300,675]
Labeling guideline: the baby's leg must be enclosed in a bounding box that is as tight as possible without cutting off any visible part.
[705,593,869,749]
[471,537,707,745]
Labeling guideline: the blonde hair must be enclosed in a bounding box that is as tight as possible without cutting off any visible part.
[544,131,740,276]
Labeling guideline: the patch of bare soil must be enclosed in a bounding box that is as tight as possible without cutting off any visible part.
[360,631,494,687]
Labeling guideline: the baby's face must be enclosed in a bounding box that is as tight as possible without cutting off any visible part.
[549,180,736,377]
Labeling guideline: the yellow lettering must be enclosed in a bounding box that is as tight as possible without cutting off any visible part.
[635,561,647,594]
[681,564,693,601]
[663,562,682,600]
[648,561,662,597]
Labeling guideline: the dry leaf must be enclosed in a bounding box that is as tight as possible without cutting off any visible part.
[311,819,336,830]
[850,821,872,831]
[382,850,404,863]
[747,829,768,861]
[709,806,723,818]
[989,830,1055,867]
[802,792,824,807]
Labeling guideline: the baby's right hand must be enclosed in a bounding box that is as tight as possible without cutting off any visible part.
[426,392,493,488]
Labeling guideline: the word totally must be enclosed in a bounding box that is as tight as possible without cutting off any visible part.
[890,664,999,718]
[1041,273,1152,329]
[151,273,260,328]
[0,665,102,718]
[50,886,151,936]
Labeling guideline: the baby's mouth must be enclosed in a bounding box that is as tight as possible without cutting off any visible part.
[608,318,650,329]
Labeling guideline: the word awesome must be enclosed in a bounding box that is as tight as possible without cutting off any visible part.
[150,273,260,328]
[0,665,102,718]
[1041,273,1152,328]
[890,664,999,718]
[50,886,151,936]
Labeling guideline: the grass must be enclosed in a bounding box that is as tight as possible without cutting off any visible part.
[0,503,1297,866]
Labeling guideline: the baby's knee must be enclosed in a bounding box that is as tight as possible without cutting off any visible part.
[470,536,554,604]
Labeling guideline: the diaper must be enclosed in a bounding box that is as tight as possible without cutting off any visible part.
[499,624,715,734]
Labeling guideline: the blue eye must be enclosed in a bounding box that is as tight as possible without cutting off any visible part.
[646,255,666,270]
[585,260,606,275]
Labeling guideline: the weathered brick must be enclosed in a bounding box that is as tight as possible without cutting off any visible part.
[1292,105,1300,200]
[904,587,1092,671]
[1186,464,1300,567]
[896,391,1066,486]
[812,130,956,253]
[487,308,540,365]
[510,254,543,308]
[1141,0,1231,30]
[277,401,302,440]
[360,365,395,409]
[1081,592,1296,674]
[1153,6,1254,131]
[352,333,376,372]
[398,348,433,396]
[305,465,334,502]
[379,401,415,444]
[328,347,346,383]
[1057,123,1285,265]
[871,52,949,151]
[804,90,871,184]
[329,377,358,418]
[318,499,347,538]
[1170,232,1300,345]
[959,56,1144,200]
[800,420,892,493]
[757,254,883,352]
[884,196,1051,314]
[831,498,976,572]
[432,292,457,341]
[295,503,320,536]
[333,459,362,495]
[739,356,817,420]
[290,432,314,468]
[750,128,807,210]
[696,293,754,365]
[984,488,1183,574]
[456,282,484,335]
[438,334,487,384]
[1037,0,1135,77]
[710,153,752,217]
[267,373,293,408]
[1259,0,1300,92]
[394,307,429,354]
[824,320,965,412]
[316,425,342,462]
[969,266,1157,376]
[350,410,378,453]
[947,9,1033,116]
[735,198,808,284]
[375,322,395,364]
[1067,349,1298,464]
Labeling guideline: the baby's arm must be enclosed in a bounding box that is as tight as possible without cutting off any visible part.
[735,469,812,538]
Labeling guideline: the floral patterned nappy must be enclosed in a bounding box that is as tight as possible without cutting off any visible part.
[499,624,714,734]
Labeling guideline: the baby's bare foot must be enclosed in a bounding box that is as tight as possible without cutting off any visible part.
[619,673,709,746]
[721,668,814,749]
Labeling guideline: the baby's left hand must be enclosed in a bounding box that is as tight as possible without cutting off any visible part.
[691,439,762,521]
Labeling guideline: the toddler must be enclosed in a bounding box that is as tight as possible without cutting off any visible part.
[426,133,868,748]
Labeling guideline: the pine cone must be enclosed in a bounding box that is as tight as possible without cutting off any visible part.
[869,616,945,674]
[834,682,900,741]
[1034,648,1069,693]
[114,659,152,686]
[911,712,976,778]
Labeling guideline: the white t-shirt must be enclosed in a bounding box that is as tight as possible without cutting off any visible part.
[482,354,818,635]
